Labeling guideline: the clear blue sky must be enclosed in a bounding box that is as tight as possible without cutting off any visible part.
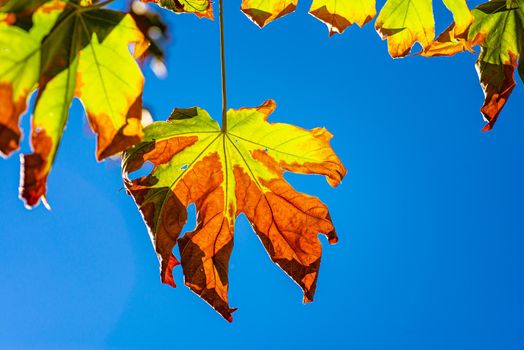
[1,1,524,349]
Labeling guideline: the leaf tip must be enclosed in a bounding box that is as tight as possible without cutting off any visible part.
[481,123,493,132]
[302,289,315,304]
[226,308,238,323]
[161,253,180,288]
[327,229,338,244]
[258,99,276,117]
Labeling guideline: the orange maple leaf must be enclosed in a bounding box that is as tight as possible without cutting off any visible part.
[122,100,347,321]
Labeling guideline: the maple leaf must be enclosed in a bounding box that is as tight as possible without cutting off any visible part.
[240,0,376,34]
[0,0,147,207]
[142,0,214,19]
[375,0,472,58]
[240,0,297,28]
[424,0,523,131]
[309,0,376,36]
[122,100,347,321]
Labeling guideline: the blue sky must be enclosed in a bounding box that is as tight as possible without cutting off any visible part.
[1,0,524,349]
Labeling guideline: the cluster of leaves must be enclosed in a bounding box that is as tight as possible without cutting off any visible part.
[145,0,523,130]
[235,0,522,131]
[0,0,347,321]
[1,0,522,321]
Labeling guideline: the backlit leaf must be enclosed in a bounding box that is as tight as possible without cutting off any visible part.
[0,1,147,207]
[309,0,376,36]
[0,3,55,156]
[375,0,472,58]
[241,0,376,34]
[241,0,297,28]
[441,0,474,37]
[122,100,346,321]
[424,0,523,130]
[142,0,213,19]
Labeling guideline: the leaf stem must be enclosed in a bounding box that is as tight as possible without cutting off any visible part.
[219,0,228,132]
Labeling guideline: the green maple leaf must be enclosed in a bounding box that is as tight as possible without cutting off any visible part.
[0,0,147,207]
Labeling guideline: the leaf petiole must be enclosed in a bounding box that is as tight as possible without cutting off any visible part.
[219,0,228,132]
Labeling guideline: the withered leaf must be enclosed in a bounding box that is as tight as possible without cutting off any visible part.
[122,100,346,321]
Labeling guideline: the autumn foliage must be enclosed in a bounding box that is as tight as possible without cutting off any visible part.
[122,101,346,320]
[0,0,522,321]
